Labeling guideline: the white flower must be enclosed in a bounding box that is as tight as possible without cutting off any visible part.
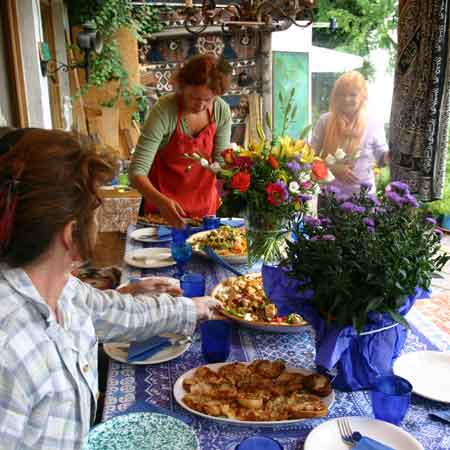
[335,148,346,160]
[352,150,362,159]
[313,184,322,195]
[200,158,209,168]
[298,171,311,182]
[288,181,300,195]
[230,142,238,151]
[324,170,336,183]
[209,162,221,173]
[325,154,336,166]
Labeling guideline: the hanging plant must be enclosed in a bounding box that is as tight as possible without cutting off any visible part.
[72,0,170,122]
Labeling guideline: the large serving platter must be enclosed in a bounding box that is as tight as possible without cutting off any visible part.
[212,273,310,333]
[186,228,247,265]
[173,362,335,427]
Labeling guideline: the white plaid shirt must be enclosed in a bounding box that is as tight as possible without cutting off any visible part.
[0,265,196,450]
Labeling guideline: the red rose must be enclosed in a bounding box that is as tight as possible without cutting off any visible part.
[230,172,251,192]
[312,160,328,180]
[221,149,236,165]
[267,154,279,169]
[266,182,288,206]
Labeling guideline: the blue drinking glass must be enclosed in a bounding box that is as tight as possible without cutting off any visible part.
[203,215,221,230]
[180,273,205,297]
[171,228,192,278]
[371,375,413,425]
[235,437,283,450]
[200,320,231,363]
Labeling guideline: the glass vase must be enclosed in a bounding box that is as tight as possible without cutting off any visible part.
[245,207,288,266]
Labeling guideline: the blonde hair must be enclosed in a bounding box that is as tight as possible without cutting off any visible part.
[322,71,368,156]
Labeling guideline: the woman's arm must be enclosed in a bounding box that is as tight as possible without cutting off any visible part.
[213,98,232,161]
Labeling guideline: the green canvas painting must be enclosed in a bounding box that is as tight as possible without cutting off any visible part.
[273,51,309,139]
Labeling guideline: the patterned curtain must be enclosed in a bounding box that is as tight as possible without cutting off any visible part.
[389,0,450,200]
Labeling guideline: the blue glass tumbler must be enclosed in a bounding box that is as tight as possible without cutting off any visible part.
[171,228,192,278]
[203,215,221,230]
[180,273,205,297]
[200,320,231,363]
[235,437,283,450]
[371,375,413,425]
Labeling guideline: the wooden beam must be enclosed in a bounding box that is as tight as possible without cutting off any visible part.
[2,0,29,127]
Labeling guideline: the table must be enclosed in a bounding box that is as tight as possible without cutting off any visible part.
[102,225,450,450]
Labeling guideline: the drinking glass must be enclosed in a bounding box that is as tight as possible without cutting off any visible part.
[371,375,413,425]
[200,320,231,363]
[203,215,221,230]
[235,437,283,450]
[171,228,192,278]
[180,273,205,297]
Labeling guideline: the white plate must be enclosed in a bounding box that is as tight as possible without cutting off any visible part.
[130,227,172,243]
[304,416,423,450]
[393,351,450,403]
[187,229,247,265]
[118,276,180,290]
[124,248,176,269]
[104,333,192,365]
[212,273,310,334]
[174,362,335,427]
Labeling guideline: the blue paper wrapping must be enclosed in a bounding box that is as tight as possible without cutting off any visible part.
[262,264,429,391]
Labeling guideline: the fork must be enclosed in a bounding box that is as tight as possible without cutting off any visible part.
[337,417,356,447]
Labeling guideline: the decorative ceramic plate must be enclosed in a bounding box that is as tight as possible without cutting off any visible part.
[393,350,450,403]
[83,412,199,450]
[187,228,247,265]
[174,362,335,427]
[104,333,192,365]
[304,416,423,450]
[130,227,172,244]
[124,248,175,269]
[212,273,309,333]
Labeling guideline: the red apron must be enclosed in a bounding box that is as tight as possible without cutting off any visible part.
[144,99,220,218]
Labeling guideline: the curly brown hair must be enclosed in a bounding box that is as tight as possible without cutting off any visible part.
[173,54,232,95]
[0,129,115,267]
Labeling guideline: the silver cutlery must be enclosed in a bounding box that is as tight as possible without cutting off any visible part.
[337,417,356,447]
[114,336,193,351]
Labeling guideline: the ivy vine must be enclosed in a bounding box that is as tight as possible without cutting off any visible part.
[74,0,170,122]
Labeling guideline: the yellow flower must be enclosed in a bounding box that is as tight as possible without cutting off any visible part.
[299,143,315,163]
[294,201,302,211]
[277,170,289,183]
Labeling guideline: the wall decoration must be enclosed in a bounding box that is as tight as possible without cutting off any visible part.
[272,51,309,138]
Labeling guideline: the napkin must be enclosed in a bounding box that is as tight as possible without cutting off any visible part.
[121,399,194,425]
[353,436,395,450]
[429,410,450,424]
[127,336,171,362]
[157,226,172,238]
[220,217,245,227]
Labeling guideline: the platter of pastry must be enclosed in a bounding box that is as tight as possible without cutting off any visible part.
[187,226,247,264]
[174,360,334,426]
[211,273,309,333]
[138,214,202,227]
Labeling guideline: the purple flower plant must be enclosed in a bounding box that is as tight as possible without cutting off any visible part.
[360,182,373,191]
[286,161,301,173]
[367,194,381,207]
[340,202,366,214]
[304,216,321,228]
[402,193,419,208]
[322,234,336,241]
[324,185,341,196]
[388,181,410,193]
[425,217,437,226]
[385,190,404,206]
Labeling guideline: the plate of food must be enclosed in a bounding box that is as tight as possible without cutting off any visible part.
[187,226,247,264]
[174,359,334,426]
[212,273,309,333]
[138,214,202,227]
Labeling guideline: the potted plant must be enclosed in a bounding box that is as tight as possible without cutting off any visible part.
[263,181,450,390]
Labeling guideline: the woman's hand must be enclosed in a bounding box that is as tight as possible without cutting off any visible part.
[157,196,186,229]
[192,296,223,320]
[118,277,182,297]
[331,162,360,185]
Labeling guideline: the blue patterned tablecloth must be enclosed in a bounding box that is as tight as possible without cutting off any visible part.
[103,225,450,450]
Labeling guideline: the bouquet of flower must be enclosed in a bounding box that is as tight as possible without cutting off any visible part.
[286,181,450,331]
[186,125,331,263]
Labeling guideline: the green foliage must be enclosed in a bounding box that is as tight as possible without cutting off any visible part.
[286,183,450,332]
[314,0,398,78]
[70,0,167,120]
[424,148,450,217]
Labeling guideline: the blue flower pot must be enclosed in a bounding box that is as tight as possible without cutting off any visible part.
[440,214,450,231]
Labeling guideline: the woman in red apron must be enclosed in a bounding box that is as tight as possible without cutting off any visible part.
[130,55,232,228]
